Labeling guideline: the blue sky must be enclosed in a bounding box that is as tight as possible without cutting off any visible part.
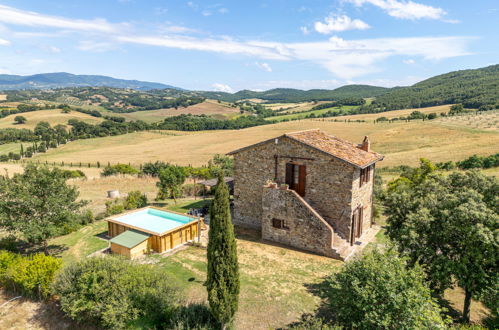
[0,0,497,91]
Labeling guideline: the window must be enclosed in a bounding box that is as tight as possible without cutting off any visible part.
[272,218,289,230]
[360,166,371,186]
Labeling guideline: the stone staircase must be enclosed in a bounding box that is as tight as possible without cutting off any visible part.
[301,196,378,261]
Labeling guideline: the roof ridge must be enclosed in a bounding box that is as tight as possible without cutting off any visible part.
[284,128,321,136]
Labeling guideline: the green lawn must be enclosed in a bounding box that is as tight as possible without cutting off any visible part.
[0,142,22,155]
[164,198,212,213]
[48,220,108,263]
[152,229,342,329]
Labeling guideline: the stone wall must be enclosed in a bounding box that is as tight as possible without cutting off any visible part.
[351,164,375,238]
[261,185,339,258]
[232,136,355,236]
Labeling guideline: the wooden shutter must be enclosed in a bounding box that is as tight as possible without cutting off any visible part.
[285,163,294,187]
[297,165,306,197]
[350,211,357,246]
[356,207,363,238]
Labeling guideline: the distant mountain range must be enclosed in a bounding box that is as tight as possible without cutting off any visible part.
[1,64,498,109]
[0,72,180,91]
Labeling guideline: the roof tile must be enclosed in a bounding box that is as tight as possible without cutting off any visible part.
[285,129,383,167]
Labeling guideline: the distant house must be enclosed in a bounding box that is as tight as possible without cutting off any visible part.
[228,129,383,260]
[200,177,234,194]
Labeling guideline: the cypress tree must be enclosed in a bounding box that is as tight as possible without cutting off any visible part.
[206,173,240,329]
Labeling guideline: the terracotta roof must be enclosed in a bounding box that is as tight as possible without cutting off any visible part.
[284,129,383,168]
[228,129,383,168]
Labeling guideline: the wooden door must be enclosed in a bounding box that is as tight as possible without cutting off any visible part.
[296,165,306,196]
[285,163,306,197]
[350,207,363,246]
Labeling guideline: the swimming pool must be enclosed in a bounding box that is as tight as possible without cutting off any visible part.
[112,207,198,235]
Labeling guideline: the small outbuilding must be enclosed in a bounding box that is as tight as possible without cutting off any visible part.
[107,207,202,258]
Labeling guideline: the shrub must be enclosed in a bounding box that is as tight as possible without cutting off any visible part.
[142,161,171,177]
[101,163,139,176]
[0,251,61,300]
[165,304,219,330]
[124,190,148,210]
[62,169,86,179]
[325,249,449,329]
[53,257,180,329]
[78,209,95,225]
[182,183,206,197]
[105,199,125,216]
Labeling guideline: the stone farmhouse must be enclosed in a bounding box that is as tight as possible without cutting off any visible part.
[228,129,384,260]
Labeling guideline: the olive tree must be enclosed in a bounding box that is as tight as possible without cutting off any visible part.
[384,163,498,322]
[326,249,449,329]
[0,164,86,254]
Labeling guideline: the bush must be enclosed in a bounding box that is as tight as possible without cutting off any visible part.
[164,304,219,330]
[182,183,206,197]
[101,163,139,176]
[0,251,61,300]
[105,199,125,216]
[142,161,171,177]
[78,209,95,225]
[53,257,180,329]
[325,249,449,329]
[62,169,86,179]
[124,190,148,210]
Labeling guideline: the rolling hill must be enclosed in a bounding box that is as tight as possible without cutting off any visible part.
[0,72,180,91]
[366,64,499,110]
[198,85,390,103]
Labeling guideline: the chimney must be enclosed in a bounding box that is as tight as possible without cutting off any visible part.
[360,136,370,152]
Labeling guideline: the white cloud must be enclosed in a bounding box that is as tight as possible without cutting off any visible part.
[0,5,128,33]
[256,62,272,72]
[347,0,446,20]
[202,10,212,16]
[0,4,473,80]
[218,8,229,14]
[115,35,290,60]
[77,40,117,52]
[212,83,233,93]
[314,15,370,34]
[250,35,473,79]
[161,25,200,34]
[253,79,342,90]
[403,59,415,64]
[186,2,198,10]
[0,38,10,46]
[300,26,310,35]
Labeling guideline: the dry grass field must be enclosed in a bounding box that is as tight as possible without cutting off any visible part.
[117,100,241,122]
[0,109,103,129]
[436,110,499,131]
[337,104,451,121]
[28,108,498,168]
[263,101,321,112]
[0,94,6,101]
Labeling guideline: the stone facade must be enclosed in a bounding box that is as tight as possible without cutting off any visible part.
[262,186,340,259]
[229,130,382,260]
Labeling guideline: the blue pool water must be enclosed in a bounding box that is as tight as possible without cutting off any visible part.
[113,207,197,234]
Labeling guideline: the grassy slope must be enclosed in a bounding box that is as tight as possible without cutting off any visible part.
[113,100,241,123]
[268,105,357,121]
[28,106,498,168]
[0,109,103,129]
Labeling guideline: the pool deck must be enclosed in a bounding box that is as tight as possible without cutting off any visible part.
[107,206,200,236]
